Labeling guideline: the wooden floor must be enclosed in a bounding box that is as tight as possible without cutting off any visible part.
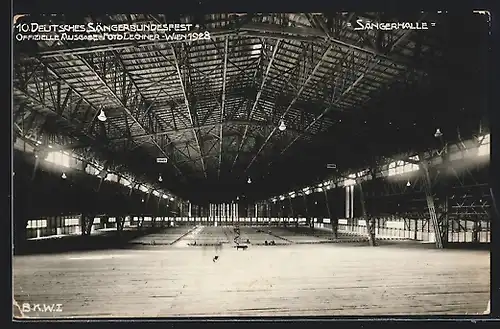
[13,227,490,318]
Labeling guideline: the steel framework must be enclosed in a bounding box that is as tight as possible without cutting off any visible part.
[13,12,487,200]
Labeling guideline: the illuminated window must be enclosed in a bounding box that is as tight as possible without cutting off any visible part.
[109,217,116,223]
[46,151,71,168]
[388,161,396,176]
[26,219,47,228]
[395,163,404,175]
[64,218,80,226]
[139,185,149,193]
[94,217,101,224]
[344,179,356,186]
[105,173,119,182]
[120,177,131,186]
[85,164,99,175]
[481,134,490,145]
[478,133,490,157]
[152,190,160,197]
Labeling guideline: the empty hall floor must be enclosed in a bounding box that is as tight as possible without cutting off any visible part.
[13,241,490,318]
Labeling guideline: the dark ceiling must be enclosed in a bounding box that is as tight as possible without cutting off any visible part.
[12,12,490,203]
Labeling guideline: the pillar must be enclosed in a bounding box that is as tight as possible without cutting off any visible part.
[357,182,376,246]
[324,189,337,238]
[421,161,444,249]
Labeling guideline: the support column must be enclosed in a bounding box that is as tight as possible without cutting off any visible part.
[345,186,349,219]
[267,201,271,227]
[277,201,281,225]
[288,198,297,228]
[188,202,192,222]
[324,189,337,239]
[255,202,259,223]
[302,194,311,229]
[350,185,354,219]
[357,182,376,246]
[473,216,480,243]
[209,203,213,224]
[236,202,239,222]
[180,202,184,223]
[81,213,95,236]
[442,194,449,244]
[421,162,444,249]
[117,216,125,232]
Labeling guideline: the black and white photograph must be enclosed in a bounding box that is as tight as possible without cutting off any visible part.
[12,11,493,318]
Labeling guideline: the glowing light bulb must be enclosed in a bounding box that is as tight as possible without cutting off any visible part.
[247,177,252,184]
[406,181,411,187]
[158,174,163,182]
[434,128,443,138]
[97,110,107,122]
[61,172,67,179]
[278,120,286,131]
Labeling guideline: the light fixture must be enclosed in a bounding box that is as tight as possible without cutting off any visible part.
[236,196,239,201]
[406,180,411,187]
[434,128,443,138]
[97,109,107,122]
[61,172,67,179]
[141,198,145,202]
[278,120,286,131]
[158,174,163,182]
[247,177,252,184]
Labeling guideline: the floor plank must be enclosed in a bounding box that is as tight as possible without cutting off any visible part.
[13,227,490,318]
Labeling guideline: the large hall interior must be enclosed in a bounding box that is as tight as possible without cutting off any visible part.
[12,12,493,318]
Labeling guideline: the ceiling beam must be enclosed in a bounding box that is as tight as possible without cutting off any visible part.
[280,49,380,159]
[51,120,313,151]
[170,44,207,178]
[244,44,335,174]
[276,55,381,157]
[21,19,436,73]
[218,37,229,179]
[12,59,139,165]
[231,39,282,171]
[76,54,185,177]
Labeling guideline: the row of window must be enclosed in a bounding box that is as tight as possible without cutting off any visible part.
[42,148,177,201]
[26,219,47,229]
[270,135,491,203]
